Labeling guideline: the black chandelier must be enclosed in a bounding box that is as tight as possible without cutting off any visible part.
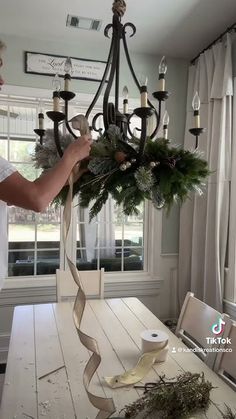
[34,0,204,157]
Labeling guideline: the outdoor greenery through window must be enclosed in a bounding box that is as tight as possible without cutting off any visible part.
[0,97,146,277]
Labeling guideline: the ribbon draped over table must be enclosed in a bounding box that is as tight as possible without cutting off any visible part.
[62,114,116,418]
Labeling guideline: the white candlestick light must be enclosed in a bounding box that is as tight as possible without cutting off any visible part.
[158,56,167,92]
[64,57,73,91]
[163,110,169,139]
[139,75,148,107]
[192,91,201,128]
[52,74,61,112]
[122,85,129,113]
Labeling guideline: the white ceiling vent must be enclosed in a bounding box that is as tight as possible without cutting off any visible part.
[66,15,102,31]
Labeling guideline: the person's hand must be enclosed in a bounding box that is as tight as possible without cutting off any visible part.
[64,135,92,164]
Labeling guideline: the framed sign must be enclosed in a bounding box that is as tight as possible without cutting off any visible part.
[24,51,107,82]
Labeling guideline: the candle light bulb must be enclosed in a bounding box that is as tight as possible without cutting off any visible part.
[139,74,148,87]
[159,56,167,75]
[64,57,73,75]
[122,85,129,100]
[158,56,167,91]
[52,73,61,92]
[38,100,43,114]
[163,110,169,126]
[192,91,201,111]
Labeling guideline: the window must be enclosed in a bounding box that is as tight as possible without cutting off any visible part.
[0,94,147,278]
[76,199,145,271]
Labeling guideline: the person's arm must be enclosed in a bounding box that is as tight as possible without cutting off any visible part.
[0,135,91,212]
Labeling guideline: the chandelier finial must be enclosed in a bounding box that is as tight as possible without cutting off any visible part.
[112,0,126,17]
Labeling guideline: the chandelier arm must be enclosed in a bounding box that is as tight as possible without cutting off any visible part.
[103,16,120,130]
[138,116,147,161]
[122,32,155,110]
[104,23,114,39]
[91,112,104,132]
[150,102,162,139]
[115,34,120,111]
[123,22,136,38]
[126,112,140,138]
[54,122,63,157]
[64,100,77,139]
[85,37,115,121]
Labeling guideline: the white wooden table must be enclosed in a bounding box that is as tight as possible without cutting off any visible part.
[0,298,236,419]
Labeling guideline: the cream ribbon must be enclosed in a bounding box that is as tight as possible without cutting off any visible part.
[63,171,116,418]
[105,343,168,389]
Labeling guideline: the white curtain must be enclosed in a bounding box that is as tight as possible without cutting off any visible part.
[78,198,115,262]
[178,34,233,311]
[227,75,236,302]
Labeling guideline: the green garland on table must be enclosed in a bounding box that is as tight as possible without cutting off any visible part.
[33,125,210,220]
[120,372,236,419]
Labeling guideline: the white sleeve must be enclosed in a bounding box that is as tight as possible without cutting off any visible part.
[0,156,17,182]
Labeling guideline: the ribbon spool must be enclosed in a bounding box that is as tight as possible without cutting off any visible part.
[105,329,169,389]
[141,329,169,362]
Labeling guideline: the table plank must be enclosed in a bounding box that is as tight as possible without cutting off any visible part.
[52,301,100,418]
[0,306,37,419]
[34,304,76,419]
[83,301,140,415]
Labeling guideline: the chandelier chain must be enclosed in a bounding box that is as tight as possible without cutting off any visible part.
[112,0,126,17]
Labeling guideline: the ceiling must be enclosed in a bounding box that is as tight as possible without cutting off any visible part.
[0,0,236,59]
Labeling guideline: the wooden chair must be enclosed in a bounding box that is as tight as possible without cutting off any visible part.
[56,268,105,301]
[213,319,236,390]
[175,292,230,368]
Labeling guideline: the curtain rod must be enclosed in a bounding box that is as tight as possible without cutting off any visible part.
[191,21,236,65]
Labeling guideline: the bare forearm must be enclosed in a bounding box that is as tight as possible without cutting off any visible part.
[0,135,91,212]
[34,153,76,209]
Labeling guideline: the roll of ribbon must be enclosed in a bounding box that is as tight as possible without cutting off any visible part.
[105,330,169,389]
[141,329,169,362]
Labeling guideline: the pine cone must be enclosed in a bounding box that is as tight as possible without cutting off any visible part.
[114,151,127,163]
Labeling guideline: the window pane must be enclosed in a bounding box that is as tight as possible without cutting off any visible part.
[8,223,35,243]
[8,250,35,277]
[0,139,7,159]
[76,248,97,270]
[124,223,143,246]
[36,250,60,275]
[8,207,36,224]
[9,139,35,162]
[37,224,60,243]
[13,163,37,181]
[77,222,98,249]
[0,106,8,135]
[100,252,121,272]
[37,206,61,223]
[9,106,36,136]
[124,255,143,271]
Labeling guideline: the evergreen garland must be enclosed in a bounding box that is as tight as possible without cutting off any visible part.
[120,372,236,419]
[33,125,210,220]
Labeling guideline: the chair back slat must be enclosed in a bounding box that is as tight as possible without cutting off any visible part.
[56,268,104,301]
[176,292,230,368]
